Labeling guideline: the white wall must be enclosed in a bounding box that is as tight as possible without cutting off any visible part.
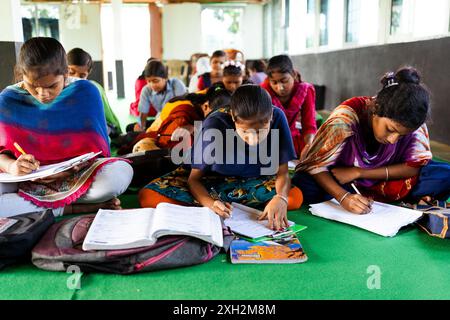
[162,3,202,60]
[0,0,23,42]
[59,3,103,60]
[162,3,264,60]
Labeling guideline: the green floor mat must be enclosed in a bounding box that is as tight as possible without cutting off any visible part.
[1,194,449,300]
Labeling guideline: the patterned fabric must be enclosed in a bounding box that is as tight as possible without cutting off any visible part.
[261,79,317,155]
[297,97,432,189]
[18,158,117,208]
[293,96,434,202]
[143,166,277,209]
[0,80,115,207]
[0,80,110,164]
[133,100,204,151]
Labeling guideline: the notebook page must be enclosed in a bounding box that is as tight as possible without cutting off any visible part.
[83,208,154,249]
[151,203,211,237]
[224,202,294,239]
[309,200,423,237]
[0,152,100,183]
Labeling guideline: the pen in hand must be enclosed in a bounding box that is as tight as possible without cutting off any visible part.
[210,187,233,218]
[12,142,40,173]
[351,182,373,213]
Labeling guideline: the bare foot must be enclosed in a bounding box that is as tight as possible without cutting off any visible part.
[64,198,122,215]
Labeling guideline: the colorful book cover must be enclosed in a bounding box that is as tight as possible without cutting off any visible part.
[230,236,308,264]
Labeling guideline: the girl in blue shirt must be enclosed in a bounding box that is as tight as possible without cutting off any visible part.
[140,85,303,230]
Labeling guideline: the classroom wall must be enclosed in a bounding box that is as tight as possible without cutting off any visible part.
[162,3,264,60]
[291,36,450,145]
[162,3,202,60]
[59,3,104,86]
[0,0,23,90]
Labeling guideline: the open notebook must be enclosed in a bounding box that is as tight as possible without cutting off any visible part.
[309,200,423,237]
[224,202,305,240]
[0,151,102,183]
[82,203,223,251]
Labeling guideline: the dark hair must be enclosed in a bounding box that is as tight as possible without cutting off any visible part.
[231,85,273,123]
[374,66,430,130]
[250,60,266,73]
[206,84,231,111]
[139,57,158,79]
[168,83,231,112]
[144,60,168,79]
[223,65,244,77]
[67,48,93,71]
[266,54,301,82]
[210,50,226,61]
[16,37,68,79]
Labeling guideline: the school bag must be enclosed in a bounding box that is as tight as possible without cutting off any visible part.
[120,149,178,188]
[416,205,449,239]
[0,210,55,270]
[31,214,233,274]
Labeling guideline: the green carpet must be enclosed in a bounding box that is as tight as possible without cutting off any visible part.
[1,193,449,300]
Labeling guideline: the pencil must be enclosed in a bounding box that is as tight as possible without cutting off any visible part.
[13,142,27,156]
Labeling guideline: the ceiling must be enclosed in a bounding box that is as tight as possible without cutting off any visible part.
[22,0,268,4]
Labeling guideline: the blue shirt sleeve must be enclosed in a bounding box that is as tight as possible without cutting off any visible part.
[138,86,151,114]
[172,78,187,97]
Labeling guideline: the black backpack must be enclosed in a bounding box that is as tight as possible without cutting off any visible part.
[0,210,55,270]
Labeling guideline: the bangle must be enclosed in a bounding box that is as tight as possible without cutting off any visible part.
[275,194,289,205]
[385,166,389,181]
[338,192,351,205]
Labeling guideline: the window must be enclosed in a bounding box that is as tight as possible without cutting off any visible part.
[319,0,329,46]
[345,0,361,43]
[201,7,244,55]
[21,4,60,41]
[390,0,414,36]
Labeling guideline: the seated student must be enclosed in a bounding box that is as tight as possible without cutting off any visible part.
[129,58,158,118]
[132,84,231,153]
[218,60,247,94]
[188,56,210,93]
[0,37,133,218]
[136,60,187,132]
[67,48,122,138]
[292,67,450,214]
[197,50,227,91]
[248,59,268,85]
[261,55,317,159]
[139,85,303,230]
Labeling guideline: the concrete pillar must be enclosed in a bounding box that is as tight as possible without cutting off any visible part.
[149,3,163,59]
[0,0,24,90]
[59,2,105,87]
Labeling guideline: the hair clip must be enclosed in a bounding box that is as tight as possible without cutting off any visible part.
[222,60,245,71]
[384,72,399,89]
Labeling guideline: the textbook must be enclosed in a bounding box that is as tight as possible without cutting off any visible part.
[230,235,308,264]
[309,199,423,237]
[224,202,307,241]
[0,151,102,183]
[82,203,223,251]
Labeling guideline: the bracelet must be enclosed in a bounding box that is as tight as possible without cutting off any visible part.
[338,192,351,205]
[275,194,289,205]
[385,166,389,181]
